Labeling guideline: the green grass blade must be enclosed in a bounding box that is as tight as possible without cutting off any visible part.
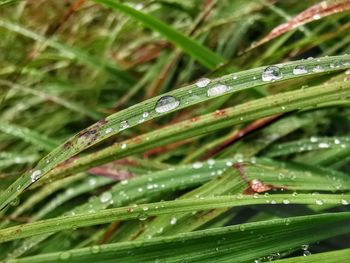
[0,55,349,211]
[0,193,349,243]
[92,0,224,69]
[0,122,59,151]
[41,78,350,186]
[6,212,350,262]
[274,248,350,263]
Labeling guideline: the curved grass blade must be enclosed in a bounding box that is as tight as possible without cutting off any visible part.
[40,78,350,186]
[1,54,349,211]
[0,193,349,243]
[9,154,350,257]
[92,0,224,69]
[250,0,350,50]
[6,212,350,263]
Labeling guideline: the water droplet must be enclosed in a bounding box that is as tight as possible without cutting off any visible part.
[303,250,311,256]
[283,199,290,204]
[232,74,238,80]
[207,159,215,166]
[239,225,246,231]
[225,161,233,166]
[313,14,321,20]
[31,170,42,183]
[262,66,283,82]
[313,65,324,72]
[341,199,349,205]
[310,136,318,143]
[330,62,341,68]
[318,142,329,148]
[59,251,71,260]
[155,96,180,113]
[315,199,323,205]
[293,65,308,75]
[301,244,309,250]
[196,78,211,88]
[119,120,129,131]
[138,212,148,221]
[121,180,128,185]
[170,217,177,225]
[192,162,203,169]
[284,218,291,225]
[90,245,100,254]
[100,192,112,203]
[120,143,127,149]
[105,127,113,134]
[142,112,149,118]
[207,84,229,97]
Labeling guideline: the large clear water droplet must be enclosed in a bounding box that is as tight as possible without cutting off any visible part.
[100,192,112,203]
[207,84,229,97]
[31,170,42,183]
[196,78,211,88]
[293,65,308,75]
[262,66,283,82]
[155,96,180,113]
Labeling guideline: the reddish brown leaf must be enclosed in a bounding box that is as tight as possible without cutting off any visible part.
[251,0,350,50]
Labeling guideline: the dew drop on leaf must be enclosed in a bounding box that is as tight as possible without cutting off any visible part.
[155,96,180,113]
[318,142,329,148]
[100,192,112,203]
[207,84,229,97]
[341,199,349,205]
[138,212,148,221]
[312,65,324,72]
[170,217,177,225]
[192,162,203,169]
[31,170,42,183]
[59,251,71,260]
[261,66,283,82]
[90,245,100,254]
[105,127,113,134]
[293,65,308,75]
[119,120,129,131]
[315,199,323,205]
[195,78,211,88]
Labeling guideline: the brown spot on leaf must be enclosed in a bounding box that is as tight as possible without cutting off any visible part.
[214,109,226,117]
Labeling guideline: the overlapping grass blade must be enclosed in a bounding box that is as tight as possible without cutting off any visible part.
[0,19,134,85]
[0,193,349,243]
[6,212,350,262]
[92,0,224,69]
[40,77,350,186]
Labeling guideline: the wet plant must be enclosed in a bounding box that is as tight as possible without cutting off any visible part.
[0,0,350,262]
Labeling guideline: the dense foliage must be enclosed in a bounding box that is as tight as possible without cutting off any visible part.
[1,0,350,262]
